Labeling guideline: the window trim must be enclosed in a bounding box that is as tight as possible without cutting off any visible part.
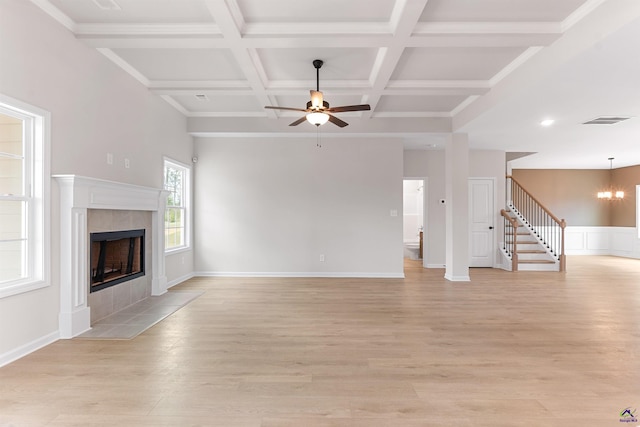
[0,94,50,298]
[163,157,191,253]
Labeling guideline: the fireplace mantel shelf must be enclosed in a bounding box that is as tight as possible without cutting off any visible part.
[53,175,167,211]
[53,175,169,338]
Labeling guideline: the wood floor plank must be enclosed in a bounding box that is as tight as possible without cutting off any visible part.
[1,256,639,426]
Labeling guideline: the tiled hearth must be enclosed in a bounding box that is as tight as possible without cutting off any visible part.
[54,175,168,338]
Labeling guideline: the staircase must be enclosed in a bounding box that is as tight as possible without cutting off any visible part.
[503,208,560,271]
[501,176,567,272]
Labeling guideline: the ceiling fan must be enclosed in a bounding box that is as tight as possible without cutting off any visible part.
[264,59,371,127]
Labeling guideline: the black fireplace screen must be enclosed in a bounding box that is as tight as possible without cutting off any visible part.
[90,229,145,293]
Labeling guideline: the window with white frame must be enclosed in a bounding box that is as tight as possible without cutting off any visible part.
[637,185,640,239]
[164,159,190,251]
[0,95,49,298]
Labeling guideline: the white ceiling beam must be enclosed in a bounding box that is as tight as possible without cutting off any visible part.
[30,0,76,32]
[414,22,562,35]
[75,23,221,36]
[202,0,276,118]
[242,22,392,36]
[363,0,431,119]
[150,80,251,89]
[96,48,149,86]
[80,38,227,49]
[79,33,558,50]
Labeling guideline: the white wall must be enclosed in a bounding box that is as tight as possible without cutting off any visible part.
[194,137,404,277]
[403,148,506,267]
[0,1,193,364]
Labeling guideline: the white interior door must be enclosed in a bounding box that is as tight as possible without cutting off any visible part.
[469,178,494,267]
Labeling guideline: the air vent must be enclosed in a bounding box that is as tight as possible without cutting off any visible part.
[91,0,121,11]
[195,94,209,101]
[583,116,631,125]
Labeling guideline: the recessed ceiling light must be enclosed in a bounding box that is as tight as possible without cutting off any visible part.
[540,119,554,127]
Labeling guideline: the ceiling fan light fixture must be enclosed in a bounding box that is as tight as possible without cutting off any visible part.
[306,112,329,126]
[310,90,324,109]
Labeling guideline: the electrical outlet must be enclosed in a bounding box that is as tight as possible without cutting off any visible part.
[124,158,130,168]
[107,153,113,165]
[319,254,325,262]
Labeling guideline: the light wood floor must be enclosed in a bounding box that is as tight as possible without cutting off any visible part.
[2,256,639,426]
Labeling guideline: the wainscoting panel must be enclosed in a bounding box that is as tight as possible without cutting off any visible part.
[565,226,640,259]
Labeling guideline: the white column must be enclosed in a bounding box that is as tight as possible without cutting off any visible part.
[57,178,91,338]
[152,191,169,295]
[445,133,470,281]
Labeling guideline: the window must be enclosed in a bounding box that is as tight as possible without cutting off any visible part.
[0,94,49,298]
[637,185,640,239]
[164,158,190,251]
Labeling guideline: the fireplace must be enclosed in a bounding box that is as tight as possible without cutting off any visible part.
[90,229,145,293]
[54,175,169,338]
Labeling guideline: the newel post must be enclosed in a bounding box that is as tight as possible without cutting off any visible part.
[559,219,567,272]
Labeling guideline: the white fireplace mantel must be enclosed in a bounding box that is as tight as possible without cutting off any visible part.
[53,175,168,338]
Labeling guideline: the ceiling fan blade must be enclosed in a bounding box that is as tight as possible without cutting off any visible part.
[289,116,308,126]
[327,104,371,113]
[265,106,308,112]
[327,114,348,128]
[310,90,324,109]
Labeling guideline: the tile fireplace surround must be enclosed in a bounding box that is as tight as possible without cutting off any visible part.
[54,175,168,339]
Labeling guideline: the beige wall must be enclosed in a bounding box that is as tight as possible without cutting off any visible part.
[611,165,640,227]
[512,167,639,227]
[511,169,610,226]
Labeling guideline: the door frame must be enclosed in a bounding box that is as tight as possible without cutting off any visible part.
[403,177,428,268]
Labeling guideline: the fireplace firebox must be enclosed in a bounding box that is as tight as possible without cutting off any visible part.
[90,229,145,293]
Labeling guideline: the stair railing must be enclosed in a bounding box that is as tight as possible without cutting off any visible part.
[507,176,567,272]
[501,209,519,271]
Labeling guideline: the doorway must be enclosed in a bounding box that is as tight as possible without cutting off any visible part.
[403,179,427,268]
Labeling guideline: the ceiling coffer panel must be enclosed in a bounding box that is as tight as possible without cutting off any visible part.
[258,49,378,82]
[47,0,214,24]
[111,49,245,81]
[237,0,396,23]
[392,47,528,81]
[173,95,264,113]
[376,95,468,113]
[419,0,590,22]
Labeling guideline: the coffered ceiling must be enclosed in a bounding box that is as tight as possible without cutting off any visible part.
[32,0,640,168]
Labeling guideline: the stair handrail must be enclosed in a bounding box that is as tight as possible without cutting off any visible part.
[507,175,567,272]
[500,209,519,271]
[508,175,564,224]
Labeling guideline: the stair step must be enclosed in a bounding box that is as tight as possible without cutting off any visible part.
[518,259,556,264]
[505,241,539,244]
[517,250,547,254]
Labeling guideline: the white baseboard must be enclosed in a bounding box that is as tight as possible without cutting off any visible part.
[167,272,196,288]
[0,331,59,368]
[194,271,404,279]
[444,274,471,282]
